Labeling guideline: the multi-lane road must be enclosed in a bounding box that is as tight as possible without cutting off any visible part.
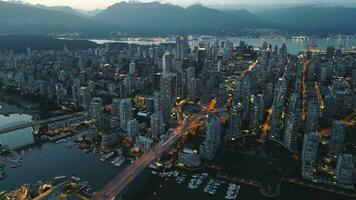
[93,110,208,200]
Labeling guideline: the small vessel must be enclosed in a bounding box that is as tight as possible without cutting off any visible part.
[101,151,115,161]
[114,157,125,167]
[71,176,81,181]
[54,175,67,180]
[111,157,120,164]
[0,171,7,180]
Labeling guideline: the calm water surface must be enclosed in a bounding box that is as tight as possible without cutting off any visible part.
[0,114,125,191]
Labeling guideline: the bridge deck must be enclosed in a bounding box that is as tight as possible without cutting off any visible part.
[93,111,206,200]
[0,112,84,134]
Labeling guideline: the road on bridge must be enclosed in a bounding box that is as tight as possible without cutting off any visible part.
[93,109,208,200]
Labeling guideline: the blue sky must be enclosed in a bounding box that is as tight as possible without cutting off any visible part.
[17,0,356,10]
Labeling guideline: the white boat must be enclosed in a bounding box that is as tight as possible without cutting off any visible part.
[111,157,120,164]
[71,176,81,181]
[54,176,67,180]
[149,164,158,169]
[114,157,125,167]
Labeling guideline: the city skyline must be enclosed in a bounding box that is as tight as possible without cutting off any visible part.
[0,0,355,199]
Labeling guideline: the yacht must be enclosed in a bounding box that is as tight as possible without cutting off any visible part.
[114,157,125,167]
[111,157,120,164]
[100,151,115,162]
[71,176,81,181]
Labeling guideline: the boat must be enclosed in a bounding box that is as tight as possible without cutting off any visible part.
[54,176,67,180]
[148,163,158,169]
[0,171,7,180]
[104,152,115,159]
[114,157,125,167]
[111,157,120,164]
[71,176,81,181]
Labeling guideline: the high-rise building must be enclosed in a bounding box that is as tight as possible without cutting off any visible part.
[79,86,91,109]
[302,132,320,180]
[352,69,356,90]
[127,118,140,138]
[283,114,298,152]
[335,154,354,187]
[176,36,189,60]
[187,77,197,100]
[162,51,172,75]
[229,105,242,138]
[160,73,177,124]
[129,61,136,75]
[200,115,221,160]
[153,91,161,113]
[111,98,121,117]
[176,36,181,60]
[119,98,132,131]
[89,97,103,120]
[329,120,346,155]
[305,102,319,133]
[150,111,165,138]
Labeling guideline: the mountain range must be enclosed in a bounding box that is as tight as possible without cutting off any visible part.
[0,1,356,36]
[256,5,356,34]
[94,2,266,35]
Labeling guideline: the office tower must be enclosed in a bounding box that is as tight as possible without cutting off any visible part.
[329,120,346,155]
[352,69,356,90]
[119,98,132,131]
[229,105,242,138]
[160,73,177,124]
[233,79,242,104]
[55,83,66,104]
[127,118,139,138]
[187,66,195,79]
[187,77,197,100]
[71,77,80,108]
[261,50,269,69]
[279,43,288,61]
[283,114,298,152]
[320,67,329,83]
[249,96,260,135]
[153,91,161,113]
[200,115,221,160]
[111,98,121,117]
[197,47,206,74]
[150,111,165,138]
[123,75,133,97]
[176,36,181,60]
[256,94,265,123]
[302,132,320,180]
[181,36,189,59]
[162,51,172,75]
[305,102,319,133]
[89,97,103,120]
[129,61,136,75]
[336,154,354,187]
[264,82,274,107]
[147,97,154,113]
[79,86,91,109]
